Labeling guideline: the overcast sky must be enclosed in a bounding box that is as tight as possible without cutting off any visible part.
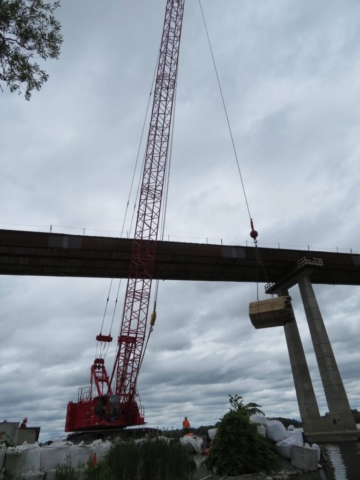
[1,0,360,441]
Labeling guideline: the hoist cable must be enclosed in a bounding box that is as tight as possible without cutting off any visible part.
[103,279,122,360]
[199,0,273,300]
[95,279,113,358]
[199,0,252,221]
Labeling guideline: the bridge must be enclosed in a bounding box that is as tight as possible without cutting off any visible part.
[1,228,360,441]
[1,229,360,285]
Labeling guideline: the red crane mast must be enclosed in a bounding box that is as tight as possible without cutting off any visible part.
[65,0,186,432]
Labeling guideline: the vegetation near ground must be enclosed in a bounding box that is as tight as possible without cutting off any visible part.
[205,395,279,477]
[55,437,195,480]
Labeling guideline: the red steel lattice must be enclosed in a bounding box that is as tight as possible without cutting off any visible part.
[111,0,186,403]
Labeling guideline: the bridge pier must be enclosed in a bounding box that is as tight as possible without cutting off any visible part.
[265,257,358,440]
[278,288,323,433]
[298,275,356,433]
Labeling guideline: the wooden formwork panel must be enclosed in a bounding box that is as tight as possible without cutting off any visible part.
[249,296,295,329]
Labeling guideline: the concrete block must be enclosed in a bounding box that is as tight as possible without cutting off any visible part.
[291,444,318,471]
[0,422,19,445]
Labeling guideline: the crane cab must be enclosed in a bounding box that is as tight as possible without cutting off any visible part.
[94,395,120,422]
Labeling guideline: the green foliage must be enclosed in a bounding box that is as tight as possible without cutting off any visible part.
[0,0,63,100]
[83,437,194,480]
[0,430,15,447]
[55,454,79,480]
[228,394,265,416]
[206,395,279,477]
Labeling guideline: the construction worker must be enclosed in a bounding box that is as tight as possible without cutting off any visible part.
[182,416,190,435]
[19,417,28,429]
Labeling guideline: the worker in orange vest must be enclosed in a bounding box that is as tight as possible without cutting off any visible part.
[182,416,190,434]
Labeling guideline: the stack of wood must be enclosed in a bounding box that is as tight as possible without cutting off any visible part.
[249,296,295,329]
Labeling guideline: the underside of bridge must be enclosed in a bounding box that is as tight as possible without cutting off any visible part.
[1,229,360,285]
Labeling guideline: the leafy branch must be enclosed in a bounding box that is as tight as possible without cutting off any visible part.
[0,0,63,99]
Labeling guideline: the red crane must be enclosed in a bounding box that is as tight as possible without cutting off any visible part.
[65,0,186,433]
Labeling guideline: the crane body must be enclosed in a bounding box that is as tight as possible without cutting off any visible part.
[65,0,185,433]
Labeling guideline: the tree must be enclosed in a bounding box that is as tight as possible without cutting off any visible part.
[206,395,279,476]
[0,0,63,100]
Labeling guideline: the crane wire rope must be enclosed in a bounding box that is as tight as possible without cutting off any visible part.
[96,52,160,360]
[199,0,270,294]
[198,0,252,221]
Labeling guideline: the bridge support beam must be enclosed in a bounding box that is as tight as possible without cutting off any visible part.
[278,288,322,433]
[298,276,356,431]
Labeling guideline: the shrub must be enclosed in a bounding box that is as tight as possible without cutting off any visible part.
[84,437,194,480]
[55,454,79,480]
[206,395,279,476]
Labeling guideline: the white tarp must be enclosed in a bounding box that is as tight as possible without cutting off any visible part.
[286,429,303,443]
[275,436,299,459]
[291,444,318,471]
[4,443,41,478]
[21,472,45,480]
[180,435,203,453]
[89,440,112,464]
[311,443,321,462]
[208,428,217,441]
[266,420,287,443]
[250,414,267,426]
[41,441,91,470]
[67,444,91,468]
[40,441,74,470]
[257,425,266,437]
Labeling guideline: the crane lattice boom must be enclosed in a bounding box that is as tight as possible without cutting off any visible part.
[112,0,185,403]
[65,0,186,433]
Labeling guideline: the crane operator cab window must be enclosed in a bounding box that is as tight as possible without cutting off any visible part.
[94,395,120,422]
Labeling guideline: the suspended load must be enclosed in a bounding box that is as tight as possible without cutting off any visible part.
[249,296,295,329]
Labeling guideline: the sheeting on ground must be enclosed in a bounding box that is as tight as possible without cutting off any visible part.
[89,440,112,463]
[257,425,266,437]
[291,444,318,471]
[266,420,287,443]
[275,436,300,459]
[286,429,303,443]
[20,472,45,479]
[250,413,267,426]
[4,443,41,477]
[208,428,217,441]
[41,441,92,469]
[1,440,112,479]
[180,435,203,453]
[311,443,321,462]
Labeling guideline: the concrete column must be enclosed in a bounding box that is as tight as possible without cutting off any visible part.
[298,276,356,431]
[278,288,322,433]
